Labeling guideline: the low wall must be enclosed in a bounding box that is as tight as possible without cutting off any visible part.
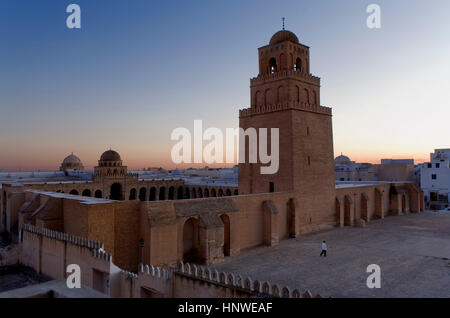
[20,224,122,296]
[118,261,321,298]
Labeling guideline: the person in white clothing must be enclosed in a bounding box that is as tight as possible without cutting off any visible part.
[320,241,327,257]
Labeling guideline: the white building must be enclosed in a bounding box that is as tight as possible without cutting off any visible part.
[420,149,450,209]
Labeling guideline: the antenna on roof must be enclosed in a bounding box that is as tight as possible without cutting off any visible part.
[282,17,285,30]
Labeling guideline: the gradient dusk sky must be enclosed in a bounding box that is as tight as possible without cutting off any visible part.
[1,0,449,171]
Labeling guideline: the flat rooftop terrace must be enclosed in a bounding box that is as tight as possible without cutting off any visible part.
[212,212,450,298]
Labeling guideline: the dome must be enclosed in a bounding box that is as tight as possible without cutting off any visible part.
[269,30,299,45]
[335,154,351,165]
[100,150,121,162]
[62,153,82,165]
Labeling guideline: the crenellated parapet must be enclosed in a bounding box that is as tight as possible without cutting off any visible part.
[240,101,332,118]
[250,69,320,86]
[22,223,105,251]
[138,263,169,280]
[176,261,321,298]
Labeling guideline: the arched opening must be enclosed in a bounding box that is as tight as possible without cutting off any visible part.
[402,195,406,213]
[375,189,383,219]
[139,187,147,202]
[129,188,137,200]
[197,188,203,198]
[204,188,209,198]
[268,57,277,74]
[159,187,166,200]
[184,187,190,199]
[69,190,79,196]
[226,189,232,196]
[211,189,217,197]
[304,88,310,104]
[344,195,353,226]
[168,187,175,200]
[183,218,201,263]
[255,91,263,107]
[177,186,184,200]
[220,214,231,257]
[95,190,102,198]
[277,86,285,103]
[295,57,302,72]
[110,183,122,201]
[149,187,157,201]
[234,190,238,196]
[82,189,91,197]
[191,188,196,199]
[218,189,224,197]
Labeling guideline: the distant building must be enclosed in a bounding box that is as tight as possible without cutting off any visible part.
[335,155,415,182]
[334,154,378,182]
[420,149,450,210]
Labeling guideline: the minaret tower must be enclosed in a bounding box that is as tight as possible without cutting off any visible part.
[238,28,335,223]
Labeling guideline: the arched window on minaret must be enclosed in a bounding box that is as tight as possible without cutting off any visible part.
[295,58,302,72]
[269,58,277,74]
[304,88,310,104]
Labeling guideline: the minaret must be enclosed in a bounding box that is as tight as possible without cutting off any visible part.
[238,29,335,224]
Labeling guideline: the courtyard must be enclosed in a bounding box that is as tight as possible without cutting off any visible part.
[212,212,450,298]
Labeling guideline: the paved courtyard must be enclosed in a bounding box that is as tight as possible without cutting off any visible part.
[212,212,450,298]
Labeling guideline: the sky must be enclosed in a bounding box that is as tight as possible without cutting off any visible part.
[0,0,449,171]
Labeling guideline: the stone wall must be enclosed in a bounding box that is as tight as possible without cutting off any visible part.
[118,261,320,298]
[20,224,122,296]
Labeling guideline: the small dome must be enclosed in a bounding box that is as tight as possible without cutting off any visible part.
[270,30,299,45]
[63,153,82,164]
[335,154,351,164]
[100,150,121,162]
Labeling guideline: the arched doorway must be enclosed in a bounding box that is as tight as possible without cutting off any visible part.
[139,188,146,202]
[220,214,231,257]
[69,189,79,195]
[197,188,203,198]
[218,189,224,197]
[159,187,166,200]
[168,187,175,200]
[211,189,217,197]
[184,187,190,199]
[204,188,209,198]
[226,189,232,196]
[129,188,137,200]
[149,187,156,201]
[82,189,91,197]
[183,218,201,263]
[95,190,102,198]
[110,183,122,201]
[177,186,184,200]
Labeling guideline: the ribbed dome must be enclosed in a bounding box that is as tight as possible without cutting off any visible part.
[100,150,121,162]
[335,155,351,164]
[269,30,299,45]
[62,153,82,164]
